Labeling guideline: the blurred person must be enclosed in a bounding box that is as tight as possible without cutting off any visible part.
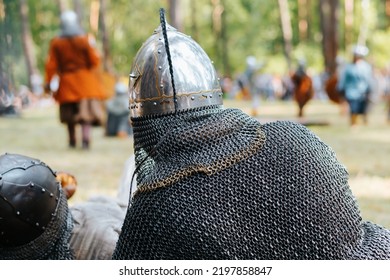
[281,72,295,100]
[325,56,346,104]
[0,152,133,260]
[112,11,390,260]
[105,82,132,138]
[243,56,262,116]
[44,10,106,149]
[291,59,314,118]
[337,45,373,126]
[325,56,349,115]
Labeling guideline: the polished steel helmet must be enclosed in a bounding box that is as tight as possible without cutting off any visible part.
[128,23,223,118]
[60,10,83,37]
[0,153,61,246]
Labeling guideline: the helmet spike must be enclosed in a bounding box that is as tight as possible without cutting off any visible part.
[159,8,178,113]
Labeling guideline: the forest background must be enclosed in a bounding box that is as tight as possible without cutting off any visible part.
[1,0,390,93]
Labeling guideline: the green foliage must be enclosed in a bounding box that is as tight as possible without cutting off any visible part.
[104,0,165,73]
[2,0,390,90]
[292,42,324,73]
[369,28,390,69]
[0,0,25,89]
[27,0,60,72]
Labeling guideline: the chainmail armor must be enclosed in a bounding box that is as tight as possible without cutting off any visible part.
[113,108,390,260]
[132,106,265,193]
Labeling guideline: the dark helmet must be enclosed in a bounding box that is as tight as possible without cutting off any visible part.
[0,153,61,246]
[128,22,223,118]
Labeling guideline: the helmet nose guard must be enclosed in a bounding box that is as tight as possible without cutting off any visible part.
[128,21,223,118]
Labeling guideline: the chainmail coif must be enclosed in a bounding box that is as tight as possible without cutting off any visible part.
[113,106,390,260]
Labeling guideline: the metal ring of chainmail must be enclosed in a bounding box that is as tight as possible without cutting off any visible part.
[113,107,390,260]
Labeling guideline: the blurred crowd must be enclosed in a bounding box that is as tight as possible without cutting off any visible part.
[220,56,390,123]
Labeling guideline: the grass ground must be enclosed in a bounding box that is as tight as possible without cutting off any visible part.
[1,97,389,227]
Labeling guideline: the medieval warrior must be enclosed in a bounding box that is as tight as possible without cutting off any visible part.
[337,45,373,126]
[44,10,106,149]
[0,153,129,260]
[113,9,390,260]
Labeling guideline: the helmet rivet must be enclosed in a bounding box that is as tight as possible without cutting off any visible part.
[50,193,54,197]
[16,211,20,215]
[158,50,161,54]
[158,66,162,70]
[35,222,39,227]
[140,104,143,107]
[30,182,35,187]
[209,94,213,98]
[41,188,45,193]
[191,96,195,100]
[153,102,157,106]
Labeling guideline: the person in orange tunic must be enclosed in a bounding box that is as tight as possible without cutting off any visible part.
[291,59,314,118]
[44,10,106,149]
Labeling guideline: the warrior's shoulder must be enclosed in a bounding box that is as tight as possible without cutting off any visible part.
[261,120,322,145]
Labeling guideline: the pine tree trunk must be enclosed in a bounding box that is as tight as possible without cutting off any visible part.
[298,0,308,41]
[73,0,83,25]
[320,0,339,75]
[220,0,231,78]
[57,0,66,14]
[190,0,199,41]
[387,0,390,28]
[169,0,183,32]
[19,0,39,93]
[99,0,113,73]
[344,0,354,50]
[278,0,293,71]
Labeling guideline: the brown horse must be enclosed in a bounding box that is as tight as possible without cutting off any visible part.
[291,72,314,118]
